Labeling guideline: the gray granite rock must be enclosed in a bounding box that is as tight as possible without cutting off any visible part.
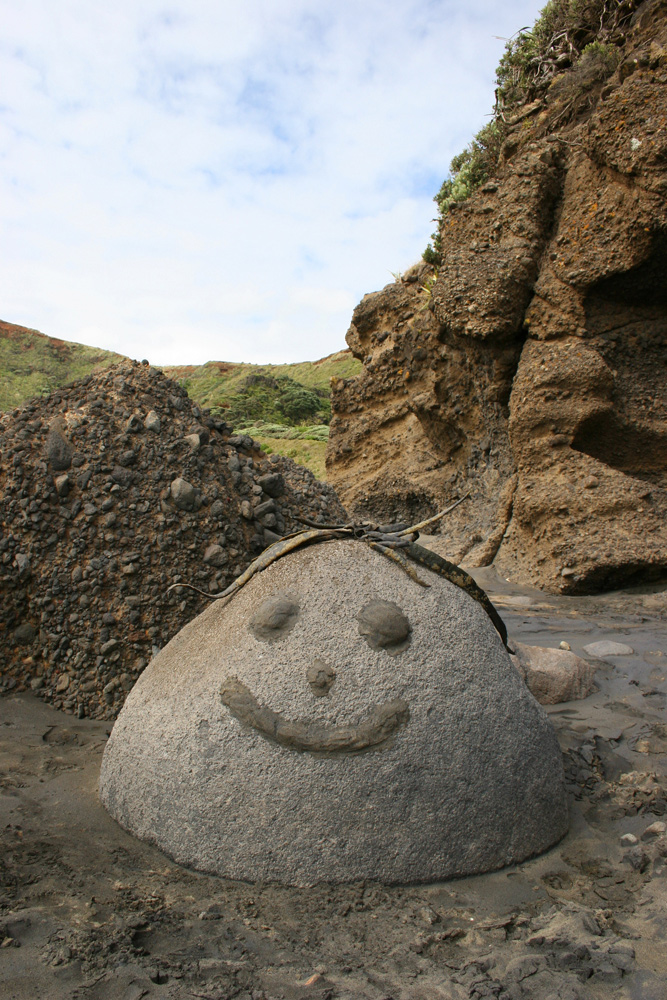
[144,409,161,432]
[258,473,285,498]
[203,543,227,567]
[100,539,568,886]
[170,477,195,511]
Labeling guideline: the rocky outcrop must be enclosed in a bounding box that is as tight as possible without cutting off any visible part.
[0,361,346,718]
[327,0,667,593]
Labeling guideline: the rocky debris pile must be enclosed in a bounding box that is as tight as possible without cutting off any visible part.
[0,360,346,719]
[326,0,667,594]
[610,770,667,817]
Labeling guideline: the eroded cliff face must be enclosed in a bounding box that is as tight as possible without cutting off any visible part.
[326,0,667,593]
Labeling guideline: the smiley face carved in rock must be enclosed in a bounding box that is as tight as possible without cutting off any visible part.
[219,592,411,754]
[101,539,569,887]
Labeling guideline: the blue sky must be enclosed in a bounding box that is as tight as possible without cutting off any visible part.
[0,0,543,365]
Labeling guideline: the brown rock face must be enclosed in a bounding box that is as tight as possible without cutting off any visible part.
[327,0,667,593]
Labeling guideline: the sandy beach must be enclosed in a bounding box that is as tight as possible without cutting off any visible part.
[1,566,666,1000]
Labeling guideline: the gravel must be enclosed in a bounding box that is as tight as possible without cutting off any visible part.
[0,359,346,719]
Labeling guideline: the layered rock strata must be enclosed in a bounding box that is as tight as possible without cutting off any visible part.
[326,0,667,593]
[0,361,345,717]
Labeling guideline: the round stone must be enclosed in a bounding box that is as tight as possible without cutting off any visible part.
[357,598,411,654]
[249,594,299,641]
[14,623,37,645]
[100,539,568,886]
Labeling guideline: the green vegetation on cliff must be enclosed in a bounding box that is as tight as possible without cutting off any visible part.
[423,0,634,263]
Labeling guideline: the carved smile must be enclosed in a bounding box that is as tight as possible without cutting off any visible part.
[220,677,409,754]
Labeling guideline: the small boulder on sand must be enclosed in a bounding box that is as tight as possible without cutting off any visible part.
[511,642,598,705]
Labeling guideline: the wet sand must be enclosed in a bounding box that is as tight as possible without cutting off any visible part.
[1,568,666,1000]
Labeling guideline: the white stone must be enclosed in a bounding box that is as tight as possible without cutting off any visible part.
[100,540,568,886]
[583,640,634,657]
[511,643,598,704]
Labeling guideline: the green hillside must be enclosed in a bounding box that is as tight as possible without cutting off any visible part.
[162,351,361,479]
[0,320,124,412]
[163,350,360,424]
[0,321,362,479]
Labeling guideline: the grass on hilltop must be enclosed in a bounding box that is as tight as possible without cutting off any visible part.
[0,322,361,481]
[163,350,360,414]
[0,321,124,412]
[163,350,361,479]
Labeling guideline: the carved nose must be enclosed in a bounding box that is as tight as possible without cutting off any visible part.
[307,660,336,697]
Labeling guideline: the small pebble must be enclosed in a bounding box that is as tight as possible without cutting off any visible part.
[620,833,638,846]
[641,821,667,841]
[559,641,571,651]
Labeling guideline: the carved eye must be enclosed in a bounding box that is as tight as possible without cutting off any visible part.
[357,599,411,655]
[249,593,299,642]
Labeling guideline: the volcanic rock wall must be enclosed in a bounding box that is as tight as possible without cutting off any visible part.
[0,361,345,717]
[327,0,667,594]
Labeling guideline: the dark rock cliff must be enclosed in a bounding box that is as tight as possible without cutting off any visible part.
[326,0,667,593]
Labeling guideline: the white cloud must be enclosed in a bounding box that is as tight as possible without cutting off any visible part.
[0,0,543,366]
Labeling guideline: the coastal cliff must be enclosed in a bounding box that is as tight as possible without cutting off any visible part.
[326,0,667,593]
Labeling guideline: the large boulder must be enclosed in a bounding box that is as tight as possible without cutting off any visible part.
[100,539,568,886]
